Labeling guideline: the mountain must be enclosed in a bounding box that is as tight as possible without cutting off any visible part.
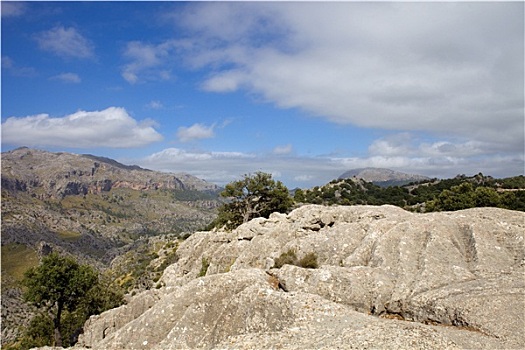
[1,147,224,344]
[1,147,222,257]
[1,147,218,198]
[339,167,430,187]
[76,205,525,349]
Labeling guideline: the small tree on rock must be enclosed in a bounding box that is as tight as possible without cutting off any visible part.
[212,172,293,230]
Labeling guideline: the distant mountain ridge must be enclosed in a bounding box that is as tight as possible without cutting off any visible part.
[2,147,218,199]
[339,167,430,187]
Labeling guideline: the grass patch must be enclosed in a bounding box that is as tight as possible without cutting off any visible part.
[56,230,82,242]
[1,243,39,284]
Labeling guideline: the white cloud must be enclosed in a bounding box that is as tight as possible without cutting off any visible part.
[140,148,257,184]
[50,72,81,83]
[368,133,414,157]
[273,144,293,155]
[1,107,163,148]
[176,123,216,143]
[171,2,523,151]
[135,130,523,188]
[121,40,178,84]
[294,174,314,182]
[35,26,94,59]
[1,2,26,17]
[2,56,37,77]
[147,100,164,110]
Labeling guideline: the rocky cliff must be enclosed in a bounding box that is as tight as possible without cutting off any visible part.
[74,205,524,349]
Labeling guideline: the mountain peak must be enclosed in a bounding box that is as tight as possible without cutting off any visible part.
[338,167,429,186]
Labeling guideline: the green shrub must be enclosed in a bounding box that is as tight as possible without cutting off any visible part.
[273,250,319,269]
[298,252,319,269]
[273,249,298,268]
[198,257,210,277]
[18,313,54,349]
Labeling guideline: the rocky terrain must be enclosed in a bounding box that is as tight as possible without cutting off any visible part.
[1,147,221,251]
[1,147,222,345]
[70,204,524,349]
[339,167,430,187]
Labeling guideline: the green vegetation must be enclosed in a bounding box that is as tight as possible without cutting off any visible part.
[198,257,210,277]
[112,237,180,292]
[210,172,294,230]
[273,249,319,269]
[20,253,123,348]
[1,244,39,285]
[56,230,82,242]
[295,174,525,212]
[299,252,319,269]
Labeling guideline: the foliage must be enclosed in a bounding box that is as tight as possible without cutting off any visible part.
[298,252,319,269]
[273,249,298,269]
[273,249,319,269]
[295,174,525,213]
[21,253,123,348]
[198,257,210,277]
[17,313,54,349]
[211,172,294,230]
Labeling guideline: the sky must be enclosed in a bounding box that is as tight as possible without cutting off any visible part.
[1,1,524,188]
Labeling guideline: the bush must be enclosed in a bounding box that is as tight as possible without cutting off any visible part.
[273,250,318,269]
[18,313,54,349]
[273,249,298,268]
[298,252,319,269]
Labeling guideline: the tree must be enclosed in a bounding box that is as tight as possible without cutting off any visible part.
[473,186,500,207]
[213,172,293,230]
[22,253,98,347]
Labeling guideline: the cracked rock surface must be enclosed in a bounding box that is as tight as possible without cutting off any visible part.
[75,205,524,349]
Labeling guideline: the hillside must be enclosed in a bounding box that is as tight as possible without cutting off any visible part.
[295,173,525,212]
[1,147,222,345]
[338,167,430,187]
[1,147,220,246]
[74,205,524,349]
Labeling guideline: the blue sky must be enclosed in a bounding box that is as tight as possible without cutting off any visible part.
[2,1,524,188]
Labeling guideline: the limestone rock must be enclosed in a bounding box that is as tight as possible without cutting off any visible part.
[76,205,524,349]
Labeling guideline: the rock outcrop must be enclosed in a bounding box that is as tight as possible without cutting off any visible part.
[76,205,524,349]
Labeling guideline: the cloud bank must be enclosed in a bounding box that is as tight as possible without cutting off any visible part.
[171,2,523,151]
[125,2,524,187]
[2,107,163,148]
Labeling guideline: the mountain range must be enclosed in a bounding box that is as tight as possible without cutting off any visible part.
[2,147,218,198]
[1,147,222,258]
[338,167,430,187]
